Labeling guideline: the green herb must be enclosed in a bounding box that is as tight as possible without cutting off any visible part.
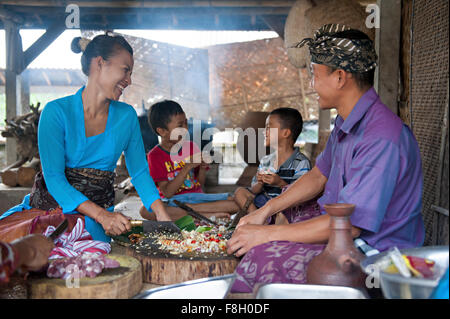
[195,226,212,233]
[174,215,196,231]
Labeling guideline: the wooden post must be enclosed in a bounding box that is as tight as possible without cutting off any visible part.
[298,69,310,121]
[316,108,331,160]
[4,19,23,165]
[20,70,30,115]
[319,109,330,132]
[2,14,64,166]
[374,0,401,115]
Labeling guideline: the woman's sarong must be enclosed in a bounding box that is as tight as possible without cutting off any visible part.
[230,199,326,293]
[0,167,114,242]
[0,208,82,242]
[29,168,115,211]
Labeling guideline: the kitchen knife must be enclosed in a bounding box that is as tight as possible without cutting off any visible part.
[224,197,254,239]
[227,196,253,231]
[172,199,218,225]
[130,220,182,234]
[47,219,69,241]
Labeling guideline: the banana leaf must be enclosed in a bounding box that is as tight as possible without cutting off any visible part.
[112,215,196,244]
[174,215,196,231]
[111,226,144,245]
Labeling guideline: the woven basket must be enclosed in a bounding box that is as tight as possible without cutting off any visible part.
[284,0,315,69]
[285,0,375,68]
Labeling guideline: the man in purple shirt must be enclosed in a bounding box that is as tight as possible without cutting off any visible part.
[226,24,424,293]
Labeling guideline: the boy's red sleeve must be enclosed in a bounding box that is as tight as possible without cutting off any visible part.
[147,151,169,183]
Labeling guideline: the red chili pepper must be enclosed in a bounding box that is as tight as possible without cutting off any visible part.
[215,239,220,242]
[191,240,196,244]
[218,234,222,237]
[406,255,435,278]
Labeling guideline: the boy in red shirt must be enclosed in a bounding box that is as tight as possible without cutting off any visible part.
[139,100,239,220]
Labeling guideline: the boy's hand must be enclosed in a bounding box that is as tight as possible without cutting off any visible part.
[256,172,265,183]
[184,162,201,170]
[261,173,285,187]
[199,152,211,170]
[185,153,202,170]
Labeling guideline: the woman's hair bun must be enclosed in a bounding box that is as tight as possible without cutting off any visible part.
[71,37,91,54]
[71,37,83,53]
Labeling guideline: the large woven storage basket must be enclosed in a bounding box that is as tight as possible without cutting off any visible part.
[285,0,375,68]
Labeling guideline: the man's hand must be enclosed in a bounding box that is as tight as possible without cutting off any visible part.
[226,225,270,257]
[98,211,131,236]
[11,234,54,271]
[236,205,271,227]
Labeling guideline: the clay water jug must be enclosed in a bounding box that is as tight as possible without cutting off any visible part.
[306,203,366,288]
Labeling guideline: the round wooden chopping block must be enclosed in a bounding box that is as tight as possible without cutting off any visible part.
[124,247,240,285]
[27,254,143,299]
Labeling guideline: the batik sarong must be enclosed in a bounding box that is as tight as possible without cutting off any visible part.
[230,199,326,293]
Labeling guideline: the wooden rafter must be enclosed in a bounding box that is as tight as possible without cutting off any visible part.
[0,1,296,8]
[21,20,66,73]
[0,7,24,24]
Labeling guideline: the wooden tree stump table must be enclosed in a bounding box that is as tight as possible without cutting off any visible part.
[123,245,240,285]
[27,254,142,299]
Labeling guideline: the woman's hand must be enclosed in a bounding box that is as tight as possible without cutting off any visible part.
[97,210,131,236]
[226,225,270,257]
[11,234,54,271]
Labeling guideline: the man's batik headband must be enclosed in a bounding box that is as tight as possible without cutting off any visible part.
[291,23,378,73]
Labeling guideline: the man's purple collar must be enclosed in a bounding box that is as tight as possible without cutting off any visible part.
[335,87,379,136]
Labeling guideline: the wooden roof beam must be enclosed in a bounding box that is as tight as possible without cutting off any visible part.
[0,1,296,8]
[0,7,24,24]
[9,6,291,16]
[21,20,65,73]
